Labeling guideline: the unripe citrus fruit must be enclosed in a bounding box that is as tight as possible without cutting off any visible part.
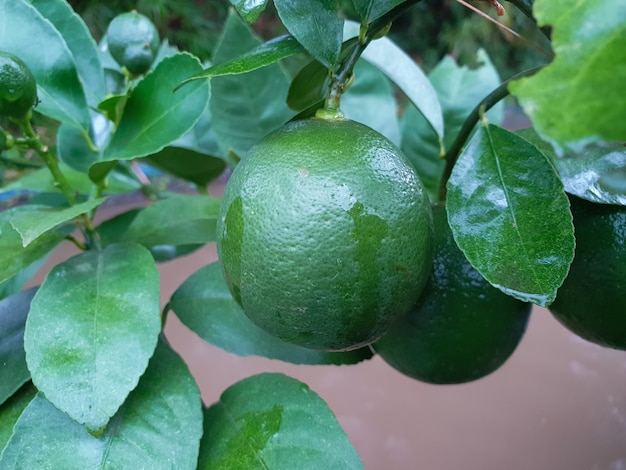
[217,117,433,351]
[374,205,531,384]
[106,11,160,75]
[0,51,37,118]
[549,196,626,350]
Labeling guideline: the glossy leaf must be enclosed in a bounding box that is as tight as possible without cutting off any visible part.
[446,124,574,306]
[274,0,343,68]
[178,35,305,87]
[0,383,36,453]
[0,0,90,131]
[344,21,443,139]
[29,0,106,107]
[199,373,363,469]
[123,194,220,247]
[0,209,67,284]
[57,112,112,172]
[146,147,226,187]
[342,60,400,145]
[90,53,210,182]
[401,50,502,199]
[0,341,203,469]
[351,0,404,20]
[170,262,373,365]
[9,198,107,247]
[24,243,161,431]
[517,128,626,206]
[0,288,37,405]
[509,0,626,154]
[230,0,269,23]
[210,11,293,158]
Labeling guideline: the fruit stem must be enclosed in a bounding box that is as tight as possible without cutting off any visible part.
[437,65,544,203]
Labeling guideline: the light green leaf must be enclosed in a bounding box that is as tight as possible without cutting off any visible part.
[0,256,47,301]
[446,124,575,306]
[0,0,90,131]
[178,35,305,87]
[210,11,294,158]
[24,243,161,431]
[0,341,202,469]
[170,262,374,365]
[10,198,107,247]
[274,0,343,68]
[344,21,443,139]
[0,288,37,406]
[0,383,37,453]
[230,0,269,23]
[401,50,502,199]
[198,373,363,469]
[509,0,626,154]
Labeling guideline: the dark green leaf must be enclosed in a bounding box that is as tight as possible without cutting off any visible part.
[230,0,269,22]
[210,11,294,158]
[123,194,220,247]
[351,0,404,20]
[170,262,373,365]
[401,50,502,199]
[9,198,107,247]
[0,209,67,284]
[57,112,112,172]
[0,341,203,469]
[0,0,90,131]
[509,0,626,154]
[145,147,226,187]
[90,53,210,181]
[24,243,161,431]
[199,373,363,469]
[29,0,106,107]
[178,35,305,87]
[446,124,575,306]
[0,289,37,405]
[0,383,36,453]
[274,0,343,68]
[0,256,47,301]
[344,21,443,139]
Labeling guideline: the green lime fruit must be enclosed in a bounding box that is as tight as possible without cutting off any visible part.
[374,205,531,384]
[217,117,433,351]
[549,196,626,350]
[0,51,37,118]
[106,11,160,75]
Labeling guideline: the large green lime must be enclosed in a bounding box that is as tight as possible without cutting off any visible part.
[374,205,531,384]
[217,117,433,351]
[549,196,626,349]
[106,11,160,75]
[0,52,37,118]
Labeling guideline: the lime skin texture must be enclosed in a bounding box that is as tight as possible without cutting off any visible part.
[217,117,434,351]
[0,51,37,118]
[106,11,160,75]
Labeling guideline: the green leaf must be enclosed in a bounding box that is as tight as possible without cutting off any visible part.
[446,124,575,306]
[0,383,37,453]
[210,11,294,158]
[0,341,203,469]
[170,262,373,365]
[344,21,443,139]
[0,0,90,131]
[351,0,404,20]
[517,128,626,206]
[198,373,363,469]
[178,35,305,87]
[0,209,67,284]
[9,198,107,247]
[0,256,47,301]
[24,243,161,431]
[401,50,502,199]
[28,0,106,107]
[230,0,269,23]
[274,0,343,68]
[0,288,37,406]
[145,147,226,187]
[123,194,220,247]
[90,53,210,182]
[509,0,626,154]
[57,113,112,172]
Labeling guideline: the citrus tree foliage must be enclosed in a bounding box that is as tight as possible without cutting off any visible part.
[0,0,624,467]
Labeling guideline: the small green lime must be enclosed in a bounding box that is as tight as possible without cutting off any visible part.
[0,51,37,118]
[106,11,160,75]
[549,196,626,350]
[374,205,531,384]
[217,117,433,351]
